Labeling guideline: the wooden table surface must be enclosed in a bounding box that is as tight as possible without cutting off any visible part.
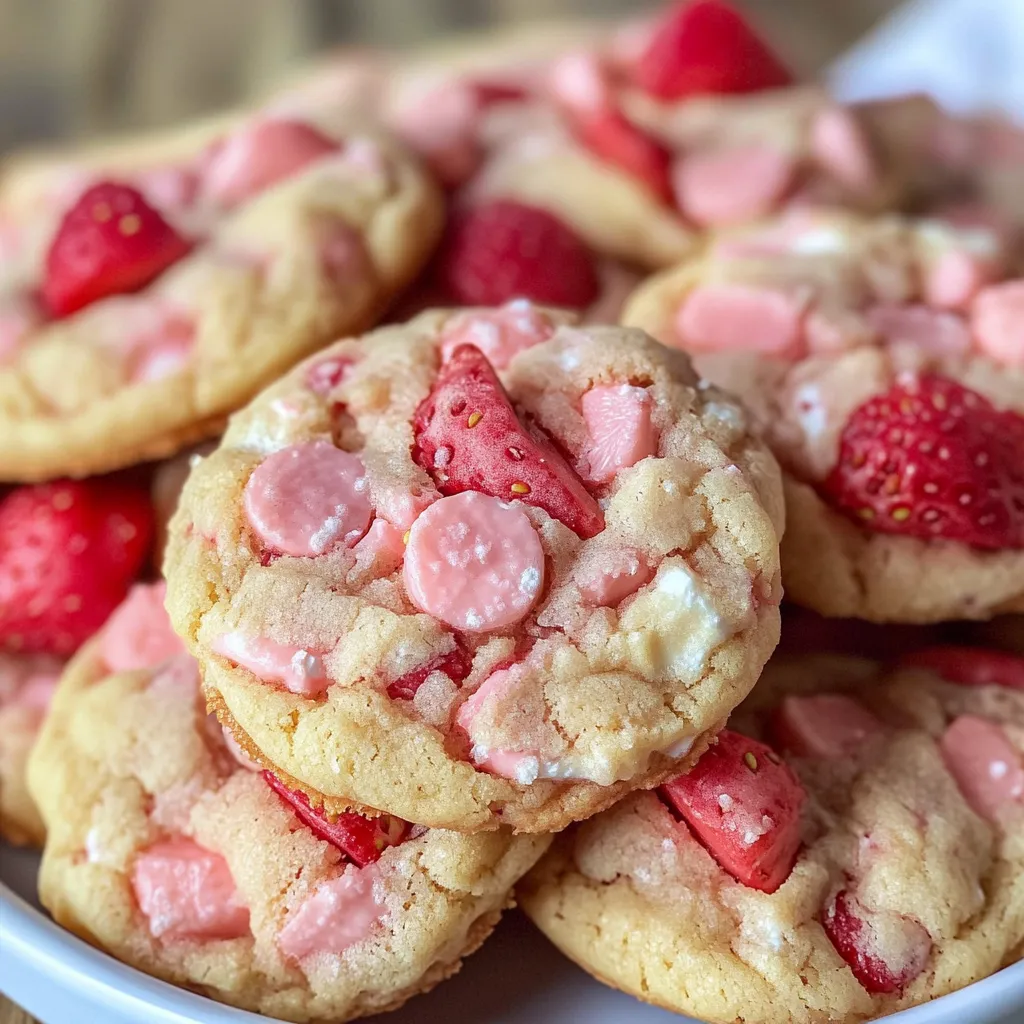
[0,1,899,1021]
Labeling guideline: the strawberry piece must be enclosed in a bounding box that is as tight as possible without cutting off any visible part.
[573,111,674,203]
[822,889,932,994]
[0,480,154,656]
[471,81,530,106]
[899,646,1024,690]
[660,730,805,893]
[386,643,473,701]
[412,345,605,538]
[436,200,599,309]
[43,182,192,317]
[632,0,793,101]
[823,375,1024,550]
[262,772,408,866]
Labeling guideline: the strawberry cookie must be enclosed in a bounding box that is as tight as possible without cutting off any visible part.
[521,647,1024,1023]
[164,307,784,833]
[624,210,1024,622]
[28,582,547,1023]
[0,113,442,482]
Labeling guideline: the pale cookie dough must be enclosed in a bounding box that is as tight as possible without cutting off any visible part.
[0,112,443,482]
[164,306,784,833]
[521,648,1024,1024]
[0,651,62,845]
[624,209,1024,622]
[28,582,548,1023]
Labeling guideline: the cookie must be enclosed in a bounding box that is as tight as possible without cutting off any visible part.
[0,112,443,482]
[164,306,784,833]
[28,581,549,1023]
[0,651,62,845]
[521,646,1024,1024]
[624,209,1024,622]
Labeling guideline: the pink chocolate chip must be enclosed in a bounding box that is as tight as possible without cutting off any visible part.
[277,866,383,960]
[213,632,330,698]
[940,714,1024,823]
[99,582,187,673]
[547,51,614,117]
[352,519,406,575]
[0,294,42,365]
[673,144,796,227]
[866,303,972,357]
[580,384,658,484]
[676,283,805,356]
[772,694,885,759]
[971,281,1024,367]
[202,119,338,207]
[456,667,541,781]
[131,838,250,941]
[810,107,878,195]
[135,164,200,213]
[575,548,654,606]
[403,492,544,632]
[439,301,556,370]
[243,441,372,557]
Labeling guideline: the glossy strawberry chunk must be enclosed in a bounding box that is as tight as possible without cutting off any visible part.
[436,201,599,309]
[263,772,408,866]
[633,0,793,101]
[823,375,1024,550]
[386,643,473,700]
[0,480,153,656]
[660,730,805,893]
[573,111,674,203]
[900,646,1024,690]
[412,345,604,538]
[822,889,931,994]
[43,182,192,316]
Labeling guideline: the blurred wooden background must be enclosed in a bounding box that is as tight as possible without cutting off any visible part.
[0,0,903,153]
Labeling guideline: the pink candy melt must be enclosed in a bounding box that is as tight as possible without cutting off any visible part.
[0,295,41,364]
[403,492,544,632]
[99,582,186,673]
[971,282,1024,366]
[202,119,337,207]
[318,221,368,289]
[924,249,993,310]
[677,284,804,356]
[391,82,481,188]
[131,838,250,941]
[456,668,540,780]
[277,866,383,960]
[774,694,885,758]
[214,632,330,698]
[866,304,972,356]
[673,144,796,227]
[576,548,654,605]
[810,107,877,194]
[580,384,658,484]
[353,519,406,572]
[548,51,613,116]
[244,441,372,557]
[940,715,1024,823]
[439,301,555,370]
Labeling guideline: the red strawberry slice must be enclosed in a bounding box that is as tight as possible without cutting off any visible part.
[386,643,473,701]
[0,480,154,656]
[899,646,1024,690]
[436,200,599,309]
[412,345,605,538]
[43,182,192,317]
[823,375,1024,550]
[660,729,805,893]
[632,0,793,101]
[263,772,408,866]
[572,111,674,203]
[823,889,932,994]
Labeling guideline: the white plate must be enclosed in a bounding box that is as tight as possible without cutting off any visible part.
[2,843,1022,1024]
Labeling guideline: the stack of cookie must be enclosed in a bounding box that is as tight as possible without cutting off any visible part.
[3,2,1022,1023]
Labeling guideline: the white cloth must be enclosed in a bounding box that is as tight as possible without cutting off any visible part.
[830,0,1024,122]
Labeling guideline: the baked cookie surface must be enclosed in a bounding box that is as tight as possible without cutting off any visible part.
[624,209,1024,622]
[0,113,443,482]
[521,646,1024,1024]
[165,306,784,833]
[28,581,548,1024]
